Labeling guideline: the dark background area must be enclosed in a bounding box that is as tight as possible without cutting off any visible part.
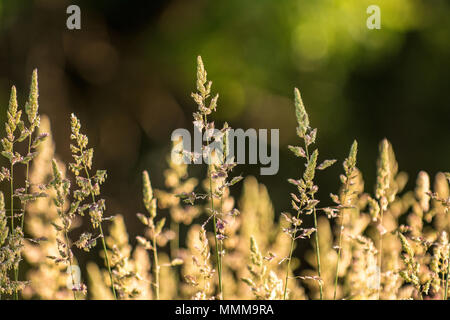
[0,0,449,275]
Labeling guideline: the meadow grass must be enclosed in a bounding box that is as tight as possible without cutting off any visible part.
[0,60,449,300]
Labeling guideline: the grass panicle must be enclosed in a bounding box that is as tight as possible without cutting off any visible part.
[137,171,182,299]
[283,88,336,300]
[333,140,358,299]
[178,56,242,300]
[48,159,85,298]
[68,113,116,299]
[241,236,283,300]
[0,71,47,299]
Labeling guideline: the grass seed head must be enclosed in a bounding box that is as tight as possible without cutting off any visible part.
[294,88,309,137]
[25,69,39,126]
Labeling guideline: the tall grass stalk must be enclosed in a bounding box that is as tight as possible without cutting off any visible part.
[377,210,384,300]
[312,204,323,300]
[64,230,77,300]
[20,68,40,233]
[137,170,169,300]
[152,229,160,300]
[283,138,323,299]
[333,140,358,300]
[204,113,223,299]
[49,158,88,299]
[15,135,32,293]
[445,245,449,300]
[4,86,19,299]
[84,167,117,300]
[69,113,116,299]
[10,162,17,300]
[283,230,296,300]
[283,88,336,300]
[188,56,225,299]
[333,213,344,300]
[375,139,391,300]
[19,134,32,232]
[443,174,450,300]
[428,173,450,300]
[16,69,41,299]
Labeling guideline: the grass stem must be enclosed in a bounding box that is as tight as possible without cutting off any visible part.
[377,209,384,300]
[210,169,223,298]
[64,231,77,300]
[84,166,117,300]
[15,135,32,299]
[305,142,323,300]
[204,114,223,299]
[283,142,323,300]
[152,233,160,299]
[283,211,301,300]
[444,245,450,300]
[10,162,18,300]
[333,212,344,300]
[333,180,351,300]
[312,207,323,299]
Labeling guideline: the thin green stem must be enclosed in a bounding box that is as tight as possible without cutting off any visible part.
[283,141,323,300]
[10,162,14,236]
[218,196,224,298]
[304,142,323,300]
[10,162,18,300]
[333,180,350,300]
[444,244,449,300]
[210,170,222,298]
[15,135,32,296]
[20,135,32,231]
[64,231,77,300]
[283,211,301,300]
[152,233,160,300]
[99,222,116,300]
[204,114,223,299]
[377,209,384,300]
[312,207,323,300]
[83,166,117,300]
[333,213,344,300]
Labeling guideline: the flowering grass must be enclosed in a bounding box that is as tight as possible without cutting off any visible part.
[0,58,449,300]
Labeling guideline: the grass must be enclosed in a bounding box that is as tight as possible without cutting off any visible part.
[0,59,449,300]
[333,140,358,299]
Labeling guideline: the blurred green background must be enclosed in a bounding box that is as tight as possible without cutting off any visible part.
[0,0,449,267]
